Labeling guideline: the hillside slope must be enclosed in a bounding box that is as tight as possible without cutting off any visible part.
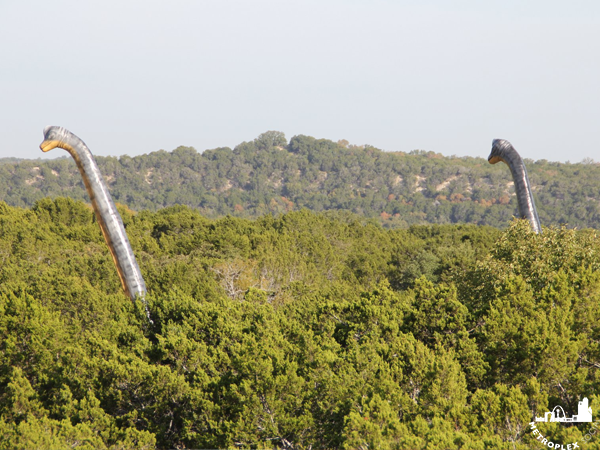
[1,131,599,229]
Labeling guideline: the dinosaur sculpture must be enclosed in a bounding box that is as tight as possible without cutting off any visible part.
[40,126,151,320]
[488,138,542,233]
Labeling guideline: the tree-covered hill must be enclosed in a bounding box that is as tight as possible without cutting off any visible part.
[2,199,600,448]
[1,131,599,229]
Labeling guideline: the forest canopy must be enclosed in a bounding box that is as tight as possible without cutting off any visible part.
[1,198,600,448]
[1,131,599,229]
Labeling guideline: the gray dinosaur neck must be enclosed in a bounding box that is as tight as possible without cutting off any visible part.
[501,148,542,234]
[41,127,149,318]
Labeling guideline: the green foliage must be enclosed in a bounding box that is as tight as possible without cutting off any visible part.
[1,199,600,448]
[2,132,600,229]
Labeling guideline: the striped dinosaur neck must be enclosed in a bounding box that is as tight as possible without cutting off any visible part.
[40,126,150,318]
[488,139,542,234]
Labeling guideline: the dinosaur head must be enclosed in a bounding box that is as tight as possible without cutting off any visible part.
[40,126,77,153]
[488,139,514,165]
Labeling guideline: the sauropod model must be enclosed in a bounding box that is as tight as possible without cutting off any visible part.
[488,138,542,234]
[40,126,151,320]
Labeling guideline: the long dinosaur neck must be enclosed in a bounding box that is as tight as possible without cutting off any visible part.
[40,127,150,317]
[490,140,542,234]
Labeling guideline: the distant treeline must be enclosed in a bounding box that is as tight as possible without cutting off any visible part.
[1,131,599,229]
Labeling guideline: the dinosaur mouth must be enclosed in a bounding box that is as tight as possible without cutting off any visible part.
[488,155,502,164]
[40,139,75,153]
[40,139,60,152]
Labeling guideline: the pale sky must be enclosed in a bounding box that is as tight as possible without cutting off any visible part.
[1,0,599,162]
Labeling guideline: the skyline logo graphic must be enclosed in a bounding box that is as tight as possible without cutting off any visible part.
[535,398,592,423]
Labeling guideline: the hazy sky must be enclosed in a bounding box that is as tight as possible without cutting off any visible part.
[2,0,599,162]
